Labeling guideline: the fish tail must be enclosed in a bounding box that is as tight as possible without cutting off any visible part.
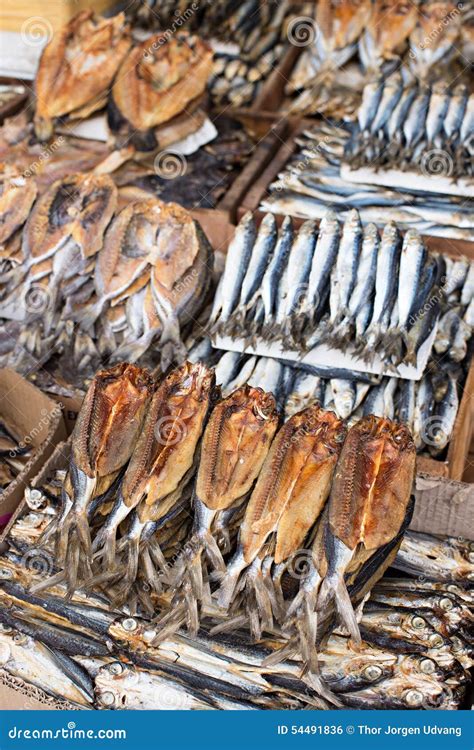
[216,569,240,611]
[65,537,81,597]
[202,531,226,576]
[298,598,318,669]
[188,551,204,602]
[247,592,263,642]
[305,669,342,707]
[261,640,298,667]
[122,534,141,594]
[75,512,92,562]
[140,548,163,595]
[184,584,200,636]
[319,575,361,645]
[148,539,169,577]
[72,300,103,332]
[209,614,248,636]
[29,570,66,594]
[251,570,274,633]
[56,514,73,567]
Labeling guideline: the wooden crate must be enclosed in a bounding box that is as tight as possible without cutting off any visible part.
[0,1,117,32]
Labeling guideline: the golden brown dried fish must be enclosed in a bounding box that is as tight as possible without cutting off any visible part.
[154,385,279,639]
[316,416,416,643]
[52,364,154,590]
[0,178,37,247]
[92,361,215,577]
[34,11,131,141]
[109,32,213,146]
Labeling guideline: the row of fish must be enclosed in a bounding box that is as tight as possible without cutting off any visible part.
[187,342,466,458]
[346,72,474,177]
[208,209,472,369]
[0,174,213,374]
[34,12,213,150]
[20,360,420,701]
[0,441,472,708]
[288,0,473,118]
[260,121,474,240]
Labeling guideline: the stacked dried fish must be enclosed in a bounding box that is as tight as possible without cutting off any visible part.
[130,0,292,108]
[346,72,474,178]
[208,209,458,369]
[0,180,213,374]
[0,411,472,708]
[261,121,474,240]
[288,0,472,118]
[33,12,213,150]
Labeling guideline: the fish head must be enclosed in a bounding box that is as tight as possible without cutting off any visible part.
[196,385,279,512]
[72,363,154,477]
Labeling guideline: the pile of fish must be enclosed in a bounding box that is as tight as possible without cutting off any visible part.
[0,372,472,708]
[186,342,468,459]
[131,0,292,108]
[207,208,471,369]
[288,0,472,118]
[260,121,474,240]
[345,72,474,178]
[0,177,213,375]
[33,11,213,150]
[0,419,31,493]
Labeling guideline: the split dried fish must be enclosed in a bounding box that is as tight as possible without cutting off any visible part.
[34,11,131,141]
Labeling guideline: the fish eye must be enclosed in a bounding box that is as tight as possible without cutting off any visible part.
[420,658,436,675]
[98,691,116,707]
[363,664,382,681]
[12,633,27,645]
[121,617,138,632]
[107,662,124,675]
[404,689,423,707]
[411,615,426,629]
[439,597,453,611]
[429,633,444,648]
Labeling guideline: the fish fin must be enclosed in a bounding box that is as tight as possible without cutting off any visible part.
[202,531,226,575]
[208,614,248,635]
[184,583,200,636]
[216,548,246,611]
[29,570,66,594]
[261,639,298,667]
[318,575,361,645]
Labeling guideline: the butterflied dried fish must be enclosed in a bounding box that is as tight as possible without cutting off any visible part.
[92,362,215,589]
[155,386,279,638]
[109,33,213,150]
[34,11,131,141]
[316,416,415,643]
[217,406,344,614]
[47,364,153,592]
